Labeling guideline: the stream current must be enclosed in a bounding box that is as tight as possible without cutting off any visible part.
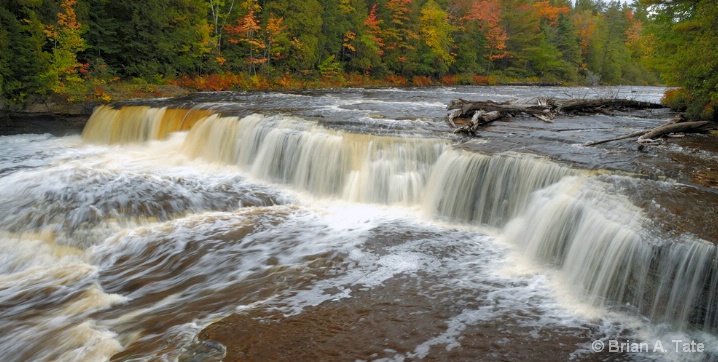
[1,86,717,361]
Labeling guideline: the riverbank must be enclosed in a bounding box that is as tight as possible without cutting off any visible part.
[0,111,90,136]
[0,96,98,136]
[0,85,190,136]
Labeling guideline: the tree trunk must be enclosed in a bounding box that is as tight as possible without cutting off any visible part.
[558,99,664,113]
[447,96,716,144]
[637,121,710,142]
[446,97,664,134]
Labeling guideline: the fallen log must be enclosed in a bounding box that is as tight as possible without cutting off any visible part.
[584,114,692,146]
[472,110,503,125]
[533,109,555,123]
[446,109,461,128]
[637,121,710,142]
[558,98,664,113]
[448,98,555,116]
[585,118,713,146]
[585,130,651,146]
[446,97,664,134]
[447,98,557,131]
[447,96,714,144]
[448,99,522,115]
[455,110,503,135]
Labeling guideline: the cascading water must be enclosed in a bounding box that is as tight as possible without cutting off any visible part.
[504,176,718,331]
[183,113,446,204]
[82,105,213,144]
[1,86,716,361]
[423,148,579,227]
[139,105,718,332]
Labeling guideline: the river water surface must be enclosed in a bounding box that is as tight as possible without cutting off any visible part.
[1,86,717,361]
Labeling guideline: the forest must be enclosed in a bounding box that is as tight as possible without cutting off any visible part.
[0,0,716,121]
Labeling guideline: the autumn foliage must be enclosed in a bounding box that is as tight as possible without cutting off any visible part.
[661,88,692,112]
[532,1,570,25]
[464,0,509,61]
[1,0,661,105]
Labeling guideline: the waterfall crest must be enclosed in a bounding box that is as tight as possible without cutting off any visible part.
[183,113,446,204]
[82,105,213,144]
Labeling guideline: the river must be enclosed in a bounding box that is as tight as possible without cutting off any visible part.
[1,86,717,361]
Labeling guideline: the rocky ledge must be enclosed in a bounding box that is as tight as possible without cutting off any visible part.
[0,100,98,136]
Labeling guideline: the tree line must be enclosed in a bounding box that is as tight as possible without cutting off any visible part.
[0,0,715,120]
[644,0,718,121]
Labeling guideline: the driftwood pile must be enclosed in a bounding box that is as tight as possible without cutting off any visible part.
[446,97,561,132]
[446,97,715,144]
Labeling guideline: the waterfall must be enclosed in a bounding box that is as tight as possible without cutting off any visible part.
[504,177,718,331]
[80,104,718,333]
[180,112,581,214]
[423,149,579,227]
[183,113,446,204]
[82,105,213,144]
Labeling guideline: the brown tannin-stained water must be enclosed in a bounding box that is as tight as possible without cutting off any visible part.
[1,86,717,362]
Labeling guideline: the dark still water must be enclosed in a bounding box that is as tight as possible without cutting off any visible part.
[1,86,716,361]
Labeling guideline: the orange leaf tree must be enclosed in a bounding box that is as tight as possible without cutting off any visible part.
[465,0,509,65]
[225,0,266,74]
